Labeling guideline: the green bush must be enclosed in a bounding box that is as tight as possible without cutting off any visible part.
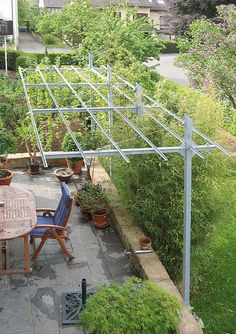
[0,128,17,155]
[0,48,78,71]
[16,54,38,68]
[42,34,57,45]
[160,40,179,54]
[110,79,227,281]
[79,277,182,334]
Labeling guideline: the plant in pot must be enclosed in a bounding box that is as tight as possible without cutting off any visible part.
[0,124,16,185]
[79,183,110,228]
[16,120,41,175]
[78,277,182,334]
[62,130,103,174]
[62,131,86,174]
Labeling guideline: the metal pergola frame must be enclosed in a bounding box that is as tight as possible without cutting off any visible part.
[19,54,231,307]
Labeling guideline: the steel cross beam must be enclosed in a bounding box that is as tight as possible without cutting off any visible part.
[19,68,48,167]
[32,106,137,115]
[83,67,205,159]
[43,144,216,159]
[71,66,168,161]
[53,66,130,163]
[36,66,90,166]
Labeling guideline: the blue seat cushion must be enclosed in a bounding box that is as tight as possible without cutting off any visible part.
[30,215,54,237]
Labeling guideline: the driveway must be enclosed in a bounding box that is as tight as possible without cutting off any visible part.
[18,32,71,53]
[146,54,189,87]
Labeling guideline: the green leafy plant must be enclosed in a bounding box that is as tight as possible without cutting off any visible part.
[79,183,109,213]
[79,277,182,334]
[0,120,17,167]
[16,119,39,164]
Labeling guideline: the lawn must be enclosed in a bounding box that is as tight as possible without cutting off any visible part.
[191,158,236,334]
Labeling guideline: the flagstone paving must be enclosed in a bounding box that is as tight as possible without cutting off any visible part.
[0,168,133,334]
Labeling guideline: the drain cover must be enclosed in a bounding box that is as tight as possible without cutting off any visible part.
[62,291,93,324]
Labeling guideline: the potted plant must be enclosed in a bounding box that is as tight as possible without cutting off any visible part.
[16,120,41,175]
[79,183,110,228]
[79,277,182,334]
[62,131,86,174]
[0,123,16,185]
[62,130,103,174]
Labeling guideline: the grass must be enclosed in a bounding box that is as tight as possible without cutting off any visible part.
[191,158,236,334]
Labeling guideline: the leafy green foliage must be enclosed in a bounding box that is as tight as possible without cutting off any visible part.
[0,128,17,156]
[109,79,227,280]
[16,54,38,68]
[32,0,163,66]
[177,5,236,110]
[79,183,109,212]
[79,277,182,334]
[18,0,30,29]
[0,75,26,133]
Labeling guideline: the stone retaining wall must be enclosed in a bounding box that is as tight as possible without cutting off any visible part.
[90,159,203,334]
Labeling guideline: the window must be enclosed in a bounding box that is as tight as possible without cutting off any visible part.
[137,13,148,18]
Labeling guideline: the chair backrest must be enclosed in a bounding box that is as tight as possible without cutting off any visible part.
[53,182,73,227]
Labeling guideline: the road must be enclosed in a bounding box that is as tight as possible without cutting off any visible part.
[18,32,71,53]
[146,54,189,87]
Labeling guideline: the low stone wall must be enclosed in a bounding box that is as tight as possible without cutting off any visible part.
[6,153,65,169]
[90,160,203,334]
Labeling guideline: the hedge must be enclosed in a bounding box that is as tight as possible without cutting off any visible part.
[0,48,78,71]
[160,40,179,54]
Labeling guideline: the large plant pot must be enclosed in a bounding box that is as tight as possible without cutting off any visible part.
[54,168,73,183]
[91,209,109,228]
[66,159,83,174]
[0,169,13,186]
[27,160,40,175]
[0,157,7,169]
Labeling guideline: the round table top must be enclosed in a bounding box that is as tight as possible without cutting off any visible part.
[0,186,37,240]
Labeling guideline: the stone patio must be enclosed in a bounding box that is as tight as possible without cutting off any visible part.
[0,168,133,334]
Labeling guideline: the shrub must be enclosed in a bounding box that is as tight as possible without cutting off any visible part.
[42,34,57,45]
[110,79,227,281]
[16,54,38,69]
[0,127,17,156]
[79,183,109,212]
[79,277,182,334]
[160,40,179,54]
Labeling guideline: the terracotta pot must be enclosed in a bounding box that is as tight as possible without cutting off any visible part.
[139,237,152,250]
[0,158,7,169]
[66,159,84,174]
[91,209,109,228]
[74,191,82,206]
[0,169,14,186]
[54,168,73,183]
[27,160,40,175]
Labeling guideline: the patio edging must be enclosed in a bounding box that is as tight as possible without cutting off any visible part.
[90,159,203,334]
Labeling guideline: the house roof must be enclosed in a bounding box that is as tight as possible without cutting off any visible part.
[43,0,167,11]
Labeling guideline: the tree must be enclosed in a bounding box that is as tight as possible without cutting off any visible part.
[18,0,30,29]
[176,5,236,109]
[34,0,163,65]
[168,0,236,35]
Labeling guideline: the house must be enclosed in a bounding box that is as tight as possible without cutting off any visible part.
[39,0,169,35]
[0,0,19,48]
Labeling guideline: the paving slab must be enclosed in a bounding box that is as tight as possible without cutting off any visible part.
[0,168,133,334]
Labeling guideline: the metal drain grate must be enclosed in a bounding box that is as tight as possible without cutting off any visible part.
[62,291,93,325]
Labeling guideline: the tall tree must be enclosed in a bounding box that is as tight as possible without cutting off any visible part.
[168,0,236,35]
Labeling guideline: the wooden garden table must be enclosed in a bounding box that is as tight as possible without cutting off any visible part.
[0,186,37,274]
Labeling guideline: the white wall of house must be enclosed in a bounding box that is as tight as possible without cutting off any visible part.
[39,0,45,8]
[0,0,19,49]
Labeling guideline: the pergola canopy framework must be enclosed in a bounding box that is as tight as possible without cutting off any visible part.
[19,55,231,307]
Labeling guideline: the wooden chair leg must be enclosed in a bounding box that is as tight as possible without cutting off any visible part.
[51,230,75,260]
[32,237,47,261]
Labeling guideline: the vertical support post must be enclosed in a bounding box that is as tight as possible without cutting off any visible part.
[4,36,8,76]
[135,83,143,116]
[107,64,113,178]
[88,53,93,69]
[183,114,193,307]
